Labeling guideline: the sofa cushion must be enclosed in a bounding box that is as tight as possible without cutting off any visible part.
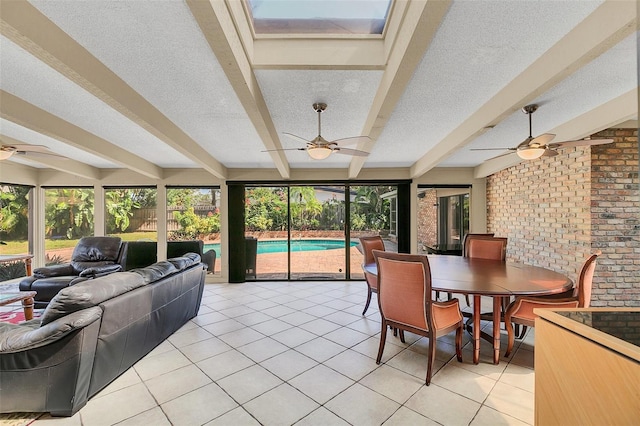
[72,260,116,274]
[167,253,201,270]
[40,272,146,326]
[131,261,178,284]
[72,236,122,262]
[0,307,102,353]
[33,264,75,278]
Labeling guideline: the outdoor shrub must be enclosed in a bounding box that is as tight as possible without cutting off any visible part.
[173,207,220,239]
[0,261,26,280]
[45,253,66,266]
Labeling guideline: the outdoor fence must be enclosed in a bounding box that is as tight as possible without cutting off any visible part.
[129,206,217,232]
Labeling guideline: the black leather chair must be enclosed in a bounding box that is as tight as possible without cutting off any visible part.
[19,236,124,308]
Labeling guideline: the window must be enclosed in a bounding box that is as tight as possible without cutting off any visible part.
[0,184,32,280]
[44,187,94,264]
[105,187,157,242]
[247,0,392,35]
[167,186,221,275]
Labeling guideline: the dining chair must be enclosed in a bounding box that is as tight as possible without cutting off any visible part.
[372,250,463,385]
[465,236,507,261]
[359,235,385,315]
[462,233,496,256]
[503,251,600,357]
[441,233,495,303]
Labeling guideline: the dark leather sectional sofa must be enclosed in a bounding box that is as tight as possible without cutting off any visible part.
[0,253,206,416]
[19,237,211,308]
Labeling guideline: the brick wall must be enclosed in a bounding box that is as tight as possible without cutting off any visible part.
[486,128,639,307]
[417,189,438,253]
[590,128,639,307]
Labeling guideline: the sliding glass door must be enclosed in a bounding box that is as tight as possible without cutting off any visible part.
[289,185,347,279]
[241,182,404,281]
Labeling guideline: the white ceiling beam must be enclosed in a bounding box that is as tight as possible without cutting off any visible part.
[411,0,638,178]
[187,0,291,179]
[474,88,638,178]
[348,0,452,179]
[0,134,102,180]
[547,88,638,142]
[0,0,227,179]
[0,91,164,180]
[252,39,386,70]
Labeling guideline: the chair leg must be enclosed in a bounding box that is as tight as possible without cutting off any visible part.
[376,320,388,364]
[362,286,373,315]
[455,325,463,362]
[399,330,405,344]
[505,319,515,358]
[517,325,528,339]
[464,294,471,307]
[426,333,436,385]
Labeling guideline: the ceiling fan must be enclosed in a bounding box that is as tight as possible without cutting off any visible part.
[472,104,613,160]
[0,143,66,161]
[264,103,370,160]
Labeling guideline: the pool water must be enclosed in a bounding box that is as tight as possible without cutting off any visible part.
[203,239,358,255]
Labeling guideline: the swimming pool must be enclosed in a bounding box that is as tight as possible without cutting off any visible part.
[203,239,359,255]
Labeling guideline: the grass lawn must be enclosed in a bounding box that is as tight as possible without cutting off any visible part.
[0,232,158,255]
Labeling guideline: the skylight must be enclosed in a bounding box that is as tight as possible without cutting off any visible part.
[246,0,392,35]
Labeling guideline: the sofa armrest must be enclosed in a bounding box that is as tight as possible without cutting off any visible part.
[79,264,123,278]
[34,264,75,278]
[0,307,102,353]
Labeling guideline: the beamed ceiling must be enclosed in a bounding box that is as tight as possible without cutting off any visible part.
[0,0,638,183]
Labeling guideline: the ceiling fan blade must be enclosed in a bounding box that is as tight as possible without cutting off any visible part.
[541,149,559,157]
[470,147,516,151]
[330,135,371,146]
[282,132,310,144]
[333,147,369,157]
[11,144,54,153]
[16,151,67,159]
[261,147,307,152]
[548,138,613,149]
[486,151,518,161]
[530,133,555,146]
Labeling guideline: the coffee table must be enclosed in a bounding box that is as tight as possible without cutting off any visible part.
[0,291,37,321]
[0,254,34,276]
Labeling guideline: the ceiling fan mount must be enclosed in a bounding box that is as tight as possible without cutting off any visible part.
[472,103,613,161]
[521,104,538,115]
[263,102,371,160]
[312,102,327,113]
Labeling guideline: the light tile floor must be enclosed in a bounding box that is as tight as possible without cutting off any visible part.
[31,281,536,426]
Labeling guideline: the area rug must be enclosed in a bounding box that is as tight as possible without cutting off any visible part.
[0,310,42,324]
[0,413,43,426]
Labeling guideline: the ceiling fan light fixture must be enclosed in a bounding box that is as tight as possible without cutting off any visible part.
[516,147,545,160]
[307,146,332,160]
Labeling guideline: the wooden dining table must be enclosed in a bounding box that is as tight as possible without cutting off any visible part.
[364,255,573,364]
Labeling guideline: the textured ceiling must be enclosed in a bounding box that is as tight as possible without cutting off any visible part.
[0,0,637,180]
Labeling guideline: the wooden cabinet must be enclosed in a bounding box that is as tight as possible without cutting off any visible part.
[535,309,640,425]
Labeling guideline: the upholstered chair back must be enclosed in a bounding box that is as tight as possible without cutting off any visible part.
[360,236,385,265]
[465,237,507,261]
[374,251,432,331]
